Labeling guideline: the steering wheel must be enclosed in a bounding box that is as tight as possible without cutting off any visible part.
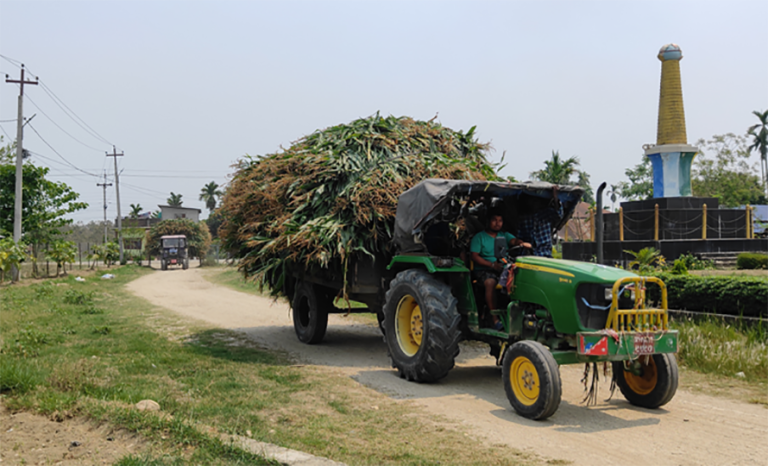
[507,244,533,259]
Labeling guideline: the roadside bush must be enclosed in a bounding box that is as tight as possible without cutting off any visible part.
[63,289,94,305]
[649,272,768,317]
[677,252,714,270]
[737,252,768,270]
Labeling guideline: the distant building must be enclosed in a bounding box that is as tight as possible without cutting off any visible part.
[158,205,202,223]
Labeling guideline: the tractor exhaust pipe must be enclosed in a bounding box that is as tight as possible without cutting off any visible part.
[596,182,607,265]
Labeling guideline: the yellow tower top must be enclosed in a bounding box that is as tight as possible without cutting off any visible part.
[656,44,687,145]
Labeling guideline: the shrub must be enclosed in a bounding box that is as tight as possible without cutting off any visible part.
[737,252,768,270]
[63,289,94,305]
[0,358,42,393]
[670,259,688,275]
[649,272,767,317]
[677,252,714,270]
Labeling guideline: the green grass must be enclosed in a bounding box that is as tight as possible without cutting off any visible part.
[672,317,768,383]
[0,265,539,466]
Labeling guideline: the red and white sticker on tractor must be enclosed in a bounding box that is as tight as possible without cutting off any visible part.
[580,335,608,356]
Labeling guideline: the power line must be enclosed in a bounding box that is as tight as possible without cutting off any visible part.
[24,93,106,152]
[0,54,23,67]
[26,122,100,177]
[39,83,113,146]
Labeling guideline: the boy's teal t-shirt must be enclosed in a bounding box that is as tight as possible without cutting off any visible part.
[469,231,516,269]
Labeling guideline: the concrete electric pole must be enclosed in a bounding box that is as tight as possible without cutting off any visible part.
[5,64,38,282]
[107,146,124,264]
[97,173,113,244]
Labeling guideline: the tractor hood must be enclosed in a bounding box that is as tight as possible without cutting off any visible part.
[393,179,584,254]
[516,256,636,283]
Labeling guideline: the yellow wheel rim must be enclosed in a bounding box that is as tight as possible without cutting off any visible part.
[395,295,423,356]
[510,356,540,406]
[623,357,658,395]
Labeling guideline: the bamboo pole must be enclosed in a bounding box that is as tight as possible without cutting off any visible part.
[589,208,595,242]
[746,205,751,239]
[619,207,624,241]
[564,221,569,242]
[654,204,659,241]
[702,204,707,240]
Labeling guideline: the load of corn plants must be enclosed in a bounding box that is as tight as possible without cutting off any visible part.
[145,218,212,258]
[219,113,500,297]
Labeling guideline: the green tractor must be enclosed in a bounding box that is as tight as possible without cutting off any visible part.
[286,179,679,420]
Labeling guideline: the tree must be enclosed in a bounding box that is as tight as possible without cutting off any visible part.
[577,171,594,204]
[607,184,620,211]
[692,133,766,207]
[530,151,580,185]
[747,109,768,195]
[129,203,143,218]
[199,181,223,213]
[531,151,593,203]
[167,192,183,207]
[0,147,88,247]
[617,156,654,201]
[0,237,27,283]
[47,240,77,277]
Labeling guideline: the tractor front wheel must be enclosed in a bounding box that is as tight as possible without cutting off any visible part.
[383,269,461,383]
[612,353,678,409]
[502,340,562,420]
[292,281,331,344]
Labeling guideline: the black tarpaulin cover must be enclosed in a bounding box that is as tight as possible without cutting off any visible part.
[393,179,585,253]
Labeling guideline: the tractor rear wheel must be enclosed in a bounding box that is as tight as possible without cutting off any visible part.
[612,353,678,409]
[292,281,331,344]
[383,269,461,383]
[503,340,562,420]
[183,258,189,270]
[161,259,167,271]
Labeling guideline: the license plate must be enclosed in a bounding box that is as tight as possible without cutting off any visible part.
[171,260,177,264]
[634,333,655,355]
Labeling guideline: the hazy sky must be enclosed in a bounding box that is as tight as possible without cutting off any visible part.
[1,0,766,223]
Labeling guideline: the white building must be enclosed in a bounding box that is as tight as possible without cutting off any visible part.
[158,205,202,222]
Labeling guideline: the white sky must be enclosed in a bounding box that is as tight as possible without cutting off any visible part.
[1,0,766,223]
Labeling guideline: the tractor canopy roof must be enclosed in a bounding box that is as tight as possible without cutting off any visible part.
[393,179,585,254]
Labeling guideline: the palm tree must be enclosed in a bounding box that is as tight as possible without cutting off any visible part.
[748,109,768,195]
[129,203,142,219]
[624,247,666,274]
[530,151,581,185]
[199,181,223,213]
[607,184,620,211]
[167,192,183,207]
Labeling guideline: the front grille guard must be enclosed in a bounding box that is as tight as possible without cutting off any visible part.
[605,276,669,332]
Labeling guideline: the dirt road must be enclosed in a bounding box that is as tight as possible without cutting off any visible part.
[127,268,768,466]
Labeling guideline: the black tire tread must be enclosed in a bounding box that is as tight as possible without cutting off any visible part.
[612,353,678,409]
[384,269,462,383]
[502,340,562,420]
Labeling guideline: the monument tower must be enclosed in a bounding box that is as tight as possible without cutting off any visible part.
[563,43,766,264]
[644,44,698,198]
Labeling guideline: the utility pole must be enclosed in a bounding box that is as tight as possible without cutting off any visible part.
[107,146,124,264]
[5,65,38,282]
[96,173,112,244]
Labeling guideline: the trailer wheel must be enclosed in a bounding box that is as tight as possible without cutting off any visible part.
[292,281,330,344]
[161,259,167,271]
[502,340,562,420]
[383,269,461,383]
[612,353,678,409]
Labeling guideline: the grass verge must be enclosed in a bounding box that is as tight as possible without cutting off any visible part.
[0,265,538,466]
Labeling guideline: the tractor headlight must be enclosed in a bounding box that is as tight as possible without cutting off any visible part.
[604,288,613,301]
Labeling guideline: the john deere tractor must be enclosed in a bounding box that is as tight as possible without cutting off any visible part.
[285,179,679,420]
